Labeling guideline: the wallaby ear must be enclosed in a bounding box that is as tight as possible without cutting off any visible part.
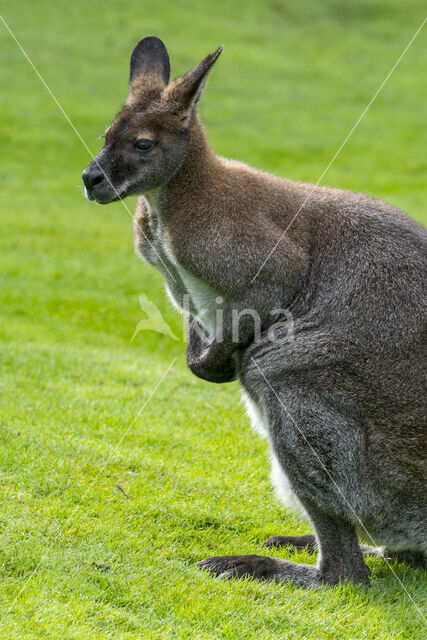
[129,36,170,86]
[164,46,223,125]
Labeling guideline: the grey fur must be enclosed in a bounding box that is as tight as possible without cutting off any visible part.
[82,38,427,587]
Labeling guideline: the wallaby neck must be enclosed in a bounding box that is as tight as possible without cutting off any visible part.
[144,115,219,216]
[175,114,218,179]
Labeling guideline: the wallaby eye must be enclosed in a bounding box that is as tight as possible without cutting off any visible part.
[135,138,155,153]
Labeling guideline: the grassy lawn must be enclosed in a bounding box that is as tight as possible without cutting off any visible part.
[0,0,426,637]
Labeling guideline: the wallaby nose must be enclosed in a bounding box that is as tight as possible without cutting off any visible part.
[82,167,105,190]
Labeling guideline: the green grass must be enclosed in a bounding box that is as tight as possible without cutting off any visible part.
[0,0,426,637]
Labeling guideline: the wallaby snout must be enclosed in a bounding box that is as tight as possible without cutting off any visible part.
[82,148,125,204]
[82,163,105,200]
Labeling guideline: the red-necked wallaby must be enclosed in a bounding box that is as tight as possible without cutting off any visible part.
[82,37,426,587]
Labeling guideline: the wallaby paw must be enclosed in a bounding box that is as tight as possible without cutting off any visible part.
[188,359,237,383]
[198,554,280,581]
[263,534,317,553]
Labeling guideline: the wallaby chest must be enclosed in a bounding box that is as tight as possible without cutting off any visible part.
[135,196,222,338]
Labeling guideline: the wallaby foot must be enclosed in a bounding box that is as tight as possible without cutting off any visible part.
[263,534,317,553]
[198,554,322,587]
[198,548,370,587]
[199,518,371,586]
[387,549,427,570]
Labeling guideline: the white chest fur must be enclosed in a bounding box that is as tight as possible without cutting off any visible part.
[142,194,222,340]
[171,265,220,338]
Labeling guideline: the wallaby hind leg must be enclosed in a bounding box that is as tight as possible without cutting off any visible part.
[263,534,386,560]
[199,506,370,587]
[304,504,370,585]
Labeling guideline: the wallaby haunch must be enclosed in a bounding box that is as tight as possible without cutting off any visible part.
[82,37,426,587]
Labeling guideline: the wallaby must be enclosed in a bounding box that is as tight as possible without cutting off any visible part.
[82,37,426,587]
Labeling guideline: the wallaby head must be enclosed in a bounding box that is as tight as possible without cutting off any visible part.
[82,36,222,203]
